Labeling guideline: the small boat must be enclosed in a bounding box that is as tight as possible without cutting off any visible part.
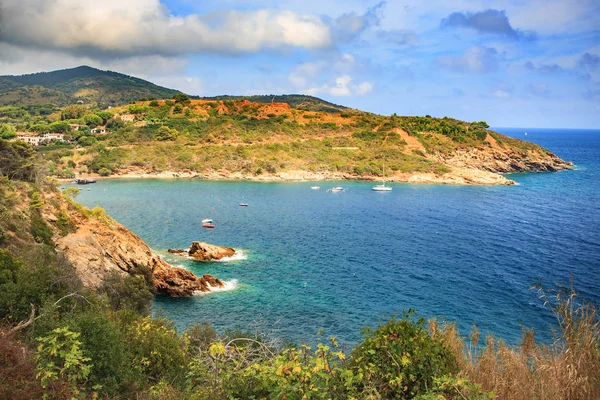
[372,164,392,192]
[327,186,344,193]
[239,203,248,207]
[202,223,215,229]
[74,178,96,185]
[311,186,320,190]
[201,218,213,224]
[372,184,392,192]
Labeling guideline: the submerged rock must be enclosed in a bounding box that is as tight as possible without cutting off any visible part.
[188,241,235,261]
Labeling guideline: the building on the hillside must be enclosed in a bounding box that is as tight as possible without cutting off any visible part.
[91,126,106,134]
[43,133,65,141]
[14,132,67,146]
[15,132,44,146]
[69,124,86,131]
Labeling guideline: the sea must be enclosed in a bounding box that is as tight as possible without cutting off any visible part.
[69,127,600,345]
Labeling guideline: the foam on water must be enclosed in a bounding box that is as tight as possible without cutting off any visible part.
[195,279,239,295]
[215,249,248,262]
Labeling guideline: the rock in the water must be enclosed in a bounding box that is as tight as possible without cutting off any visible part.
[188,241,235,261]
[167,248,187,255]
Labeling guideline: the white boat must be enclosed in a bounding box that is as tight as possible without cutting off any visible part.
[329,186,344,192]
[372,184,392,192]
[372,164,392,192]
[201,218,213,224]
[311,186,320,190]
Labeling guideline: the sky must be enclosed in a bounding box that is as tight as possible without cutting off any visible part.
[0,0,598,128]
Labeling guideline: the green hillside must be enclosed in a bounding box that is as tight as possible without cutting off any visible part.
[0,66,180,107]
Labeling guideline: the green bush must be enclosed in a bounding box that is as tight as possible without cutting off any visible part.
[99,265,155,315]
[30,211,53,245]
[98,167,112,176]
[351,311,457,399]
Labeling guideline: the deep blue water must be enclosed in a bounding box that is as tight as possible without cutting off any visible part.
[70,128,600,345]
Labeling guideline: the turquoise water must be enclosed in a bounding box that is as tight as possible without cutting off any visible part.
[70,128,600,345]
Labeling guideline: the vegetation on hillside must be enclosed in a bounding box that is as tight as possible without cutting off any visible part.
[1,93,553,180]
[1,138,598,399]
[200,94,351,114]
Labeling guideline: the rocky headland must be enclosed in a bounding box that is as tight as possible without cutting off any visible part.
[56,218,225,296]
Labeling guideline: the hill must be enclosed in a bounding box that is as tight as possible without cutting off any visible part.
[0,66,180,107]
[5,96,570,185]
[199,94,351,113]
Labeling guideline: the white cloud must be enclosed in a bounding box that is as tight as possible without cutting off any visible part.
[492,90,511,99]
[306,75,373,97]
[0,0,332,57]
[356,81,374,95]
[437,46,500,73]
[330,75,353,96]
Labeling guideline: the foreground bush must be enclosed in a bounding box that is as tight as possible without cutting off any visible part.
[351,311,458,398]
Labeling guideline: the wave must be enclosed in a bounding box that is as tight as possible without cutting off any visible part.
[214,249,248,262]
[195,279,239,296]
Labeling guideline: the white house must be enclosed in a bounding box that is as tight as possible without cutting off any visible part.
[43,133,65,141]
[15,133,44,146]
[91,126,106,134]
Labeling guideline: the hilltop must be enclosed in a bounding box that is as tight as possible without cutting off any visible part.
[0,66,180,107]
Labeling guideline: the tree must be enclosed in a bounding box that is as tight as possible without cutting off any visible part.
[83,114,103,127]
[172,93,190,104]
[49,121,71,133]
[155,126,178,141]
[95,111,113,125]
[0,124,16,139]
[61,105,87,120]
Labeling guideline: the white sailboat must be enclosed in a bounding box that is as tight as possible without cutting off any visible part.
[372,164,392,191]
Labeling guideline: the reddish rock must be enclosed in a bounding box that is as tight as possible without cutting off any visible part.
[188,241,235,261]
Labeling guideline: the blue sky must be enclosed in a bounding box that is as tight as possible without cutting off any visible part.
[0,0,598,128]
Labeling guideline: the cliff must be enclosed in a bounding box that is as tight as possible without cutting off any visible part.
[0,174,224,297]
[56,218,224,296]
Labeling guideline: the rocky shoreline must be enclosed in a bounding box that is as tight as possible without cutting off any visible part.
[64,151,572,186]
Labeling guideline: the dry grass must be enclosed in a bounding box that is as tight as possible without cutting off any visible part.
[430,283,600,399]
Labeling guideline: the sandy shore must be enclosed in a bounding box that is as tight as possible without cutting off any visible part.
[60,166,515,186]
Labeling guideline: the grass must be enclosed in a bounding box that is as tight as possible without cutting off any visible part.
[431,282,600,399]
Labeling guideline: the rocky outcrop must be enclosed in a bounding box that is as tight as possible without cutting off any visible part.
[56,219,224,296]
[169,241,236,261]
[432,133,574,174]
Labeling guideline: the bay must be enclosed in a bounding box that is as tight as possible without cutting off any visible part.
[70,128,600,345]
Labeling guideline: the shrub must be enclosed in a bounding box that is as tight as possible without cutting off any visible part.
[351,311,457,399]
[98,265,155,315]
[98,167,112,176]
[29,211,53,245]
[35,327,92,396]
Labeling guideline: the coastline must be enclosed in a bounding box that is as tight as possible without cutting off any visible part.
[61,166,515,186]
